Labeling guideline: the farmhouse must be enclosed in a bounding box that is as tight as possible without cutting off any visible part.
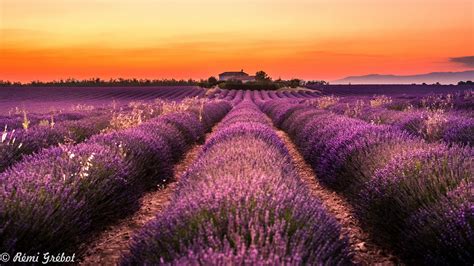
[219,70,256,83]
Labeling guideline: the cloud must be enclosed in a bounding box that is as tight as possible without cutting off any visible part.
[450,56,474,67]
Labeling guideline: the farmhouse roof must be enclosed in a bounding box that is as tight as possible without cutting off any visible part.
[219,70,249,76]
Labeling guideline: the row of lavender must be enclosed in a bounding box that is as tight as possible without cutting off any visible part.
[310,89,473,113]
[312,84,474,100]
[0,86,205,102]
[385,89,474,111]
[0,99,206,174]
[308,94,473,146]
[123,101,352,265]
[0,109,105,130]
[0,86,207,129]
[0,86,206,115]
[0,100,231,255]
[343,106,473,145]
[0,111,113,172]
[208,89,320,104]
[260,100,473,264]
[0,103,147,173]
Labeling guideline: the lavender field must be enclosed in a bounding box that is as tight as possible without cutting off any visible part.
[0,86,205,115]
[0,85,472,265]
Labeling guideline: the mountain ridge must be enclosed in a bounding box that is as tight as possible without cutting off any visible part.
[333,70,474,84]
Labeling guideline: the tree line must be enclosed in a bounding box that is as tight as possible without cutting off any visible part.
[0,78,201,87]
[0,72,330,89]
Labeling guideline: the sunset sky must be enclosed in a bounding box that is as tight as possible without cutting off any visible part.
[1,0,473,82]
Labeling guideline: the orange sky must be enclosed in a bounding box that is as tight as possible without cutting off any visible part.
[1,0,473,82]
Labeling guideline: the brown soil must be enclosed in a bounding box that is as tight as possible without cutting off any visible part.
[276,130,400,266]
[79,144,202,265]
[79,123,399,265]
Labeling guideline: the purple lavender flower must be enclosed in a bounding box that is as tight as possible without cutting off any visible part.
[403,181,473,264]
[0,100,231,255]
[443,117,474,146]
[123,102,351,265]
[359,145,473,245]
[89,127,174,185]
[261,99,474,264]
[0,143,132,253]
[0,114,113,172]
[160,113,205,145]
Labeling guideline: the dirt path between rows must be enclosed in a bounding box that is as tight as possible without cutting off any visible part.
[78,122,399,265]
[276,130,400,266]
[79,143,203,265]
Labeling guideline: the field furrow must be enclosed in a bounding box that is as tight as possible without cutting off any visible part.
[276,130,399,265]
[0,100,231,258]
[122,101,352,265]
[80,140,204,265]
[260,100,473,264]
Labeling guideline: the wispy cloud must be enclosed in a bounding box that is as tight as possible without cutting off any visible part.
[450,56,474,67]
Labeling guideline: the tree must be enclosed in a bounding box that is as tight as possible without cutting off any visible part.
[306,80,328,86]
[458,80,473,86]
[255,71,271,81]
[289,78,302,88]
[208,76,218,86]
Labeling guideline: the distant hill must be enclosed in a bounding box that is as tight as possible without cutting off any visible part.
[333,70,474,85]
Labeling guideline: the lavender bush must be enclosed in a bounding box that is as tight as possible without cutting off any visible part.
[320,97,474,146]
[0,114,113,172]
[0,101,230,255]
[160,113,205,145]
[0,110,98,131]
[359,146,473,242]
[403,181,473,264]
[442,117,474,145]
[123,101,351,265]
[196,101,232,131]
[261,100,473,264]
[0,143,132,253]
[89,128,173,187]
[136,121,188,163]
